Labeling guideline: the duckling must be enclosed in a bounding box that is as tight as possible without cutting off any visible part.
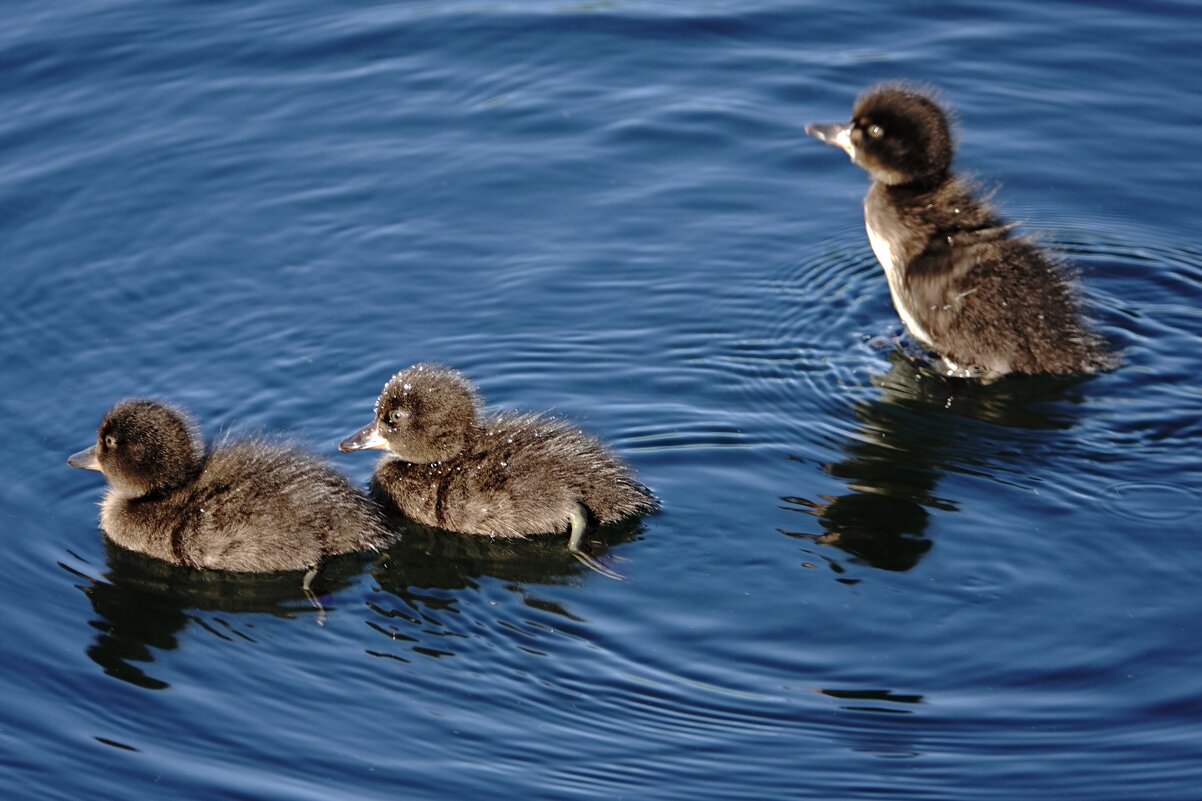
[68,399,391,573]
[338,363,659,578]
[806,84,1113,377]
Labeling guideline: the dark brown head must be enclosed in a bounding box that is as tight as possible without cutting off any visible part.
[67,399,204,497]
[806,84,954,186]
[339,363,480,464]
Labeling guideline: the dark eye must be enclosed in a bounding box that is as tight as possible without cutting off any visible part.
[104,435,117,449]
[867,124,884,139]
[388,409,408,426]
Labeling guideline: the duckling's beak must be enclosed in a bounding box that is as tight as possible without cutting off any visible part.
[339,422,388,452]
[806,121,855,159]
[67,444,103,471]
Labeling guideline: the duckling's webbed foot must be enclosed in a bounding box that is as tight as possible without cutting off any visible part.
[302,566,328,626]
[567,502,624,581]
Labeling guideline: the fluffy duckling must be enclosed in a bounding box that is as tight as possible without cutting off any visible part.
[339,364,658,577]
[807,84,1113,377]
[68,399,391,572]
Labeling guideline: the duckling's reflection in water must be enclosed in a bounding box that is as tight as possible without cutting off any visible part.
[363,509,646,656]
[63,540,372,690]
[65,512,644,684]
[781,349,1087,579]
[376,510,644,588]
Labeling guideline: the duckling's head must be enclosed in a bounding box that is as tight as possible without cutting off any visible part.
[339,363,479,464]
[67,399,204,497]
[806,84,953,186]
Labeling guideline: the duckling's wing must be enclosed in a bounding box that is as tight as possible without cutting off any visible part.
[904,223,1025,344]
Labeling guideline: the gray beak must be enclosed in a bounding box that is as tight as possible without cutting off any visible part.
[805,121,855,158]
[339,421,388,452]
[67,444,103,471]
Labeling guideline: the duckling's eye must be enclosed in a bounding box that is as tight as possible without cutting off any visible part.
[867,124,885,139]
[388,409,409,427]
[103,435,117,450]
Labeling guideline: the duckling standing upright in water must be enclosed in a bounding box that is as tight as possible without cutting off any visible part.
[339,363,659,578]
[807,84,1112,377]
[68,399,391,572]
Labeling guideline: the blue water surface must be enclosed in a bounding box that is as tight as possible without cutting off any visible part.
[3,1,1202,799]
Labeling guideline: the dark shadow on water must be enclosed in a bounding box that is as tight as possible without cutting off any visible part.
[372,508,644,605]
[373,504,645,590]
[64,512,646,684]
[361,510,646,660]
[61,539,373,690]
[781,349,1092,579]
[815,687,925,715]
